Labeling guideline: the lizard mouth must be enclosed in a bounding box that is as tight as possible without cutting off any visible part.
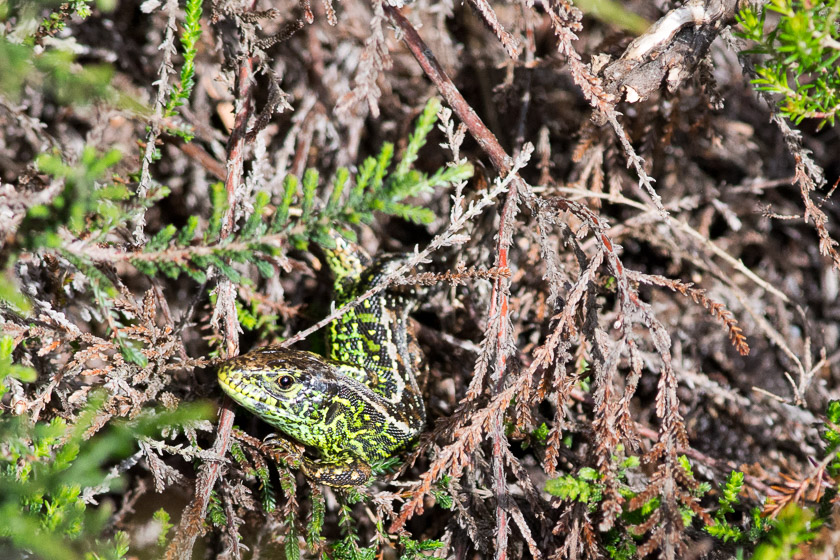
[218,365,278,408]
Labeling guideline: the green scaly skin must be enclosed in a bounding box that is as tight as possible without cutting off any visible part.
[217,235,425,487]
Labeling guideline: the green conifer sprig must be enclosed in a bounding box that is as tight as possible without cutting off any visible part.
[705,471,748,543]
[0,336,37,402]
[126,183,279,284]
[18,148,125,250]
[275,99,473,251]
[128,98,473,288]
[0,39,114,105]
[822,400,840,477]
[9,147,167,364]
[306,490,326,552]
[165,0,203,125]
[737,0,840,128]
[0,394,210,560]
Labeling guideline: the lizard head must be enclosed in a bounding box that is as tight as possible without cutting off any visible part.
[217,347,341,447]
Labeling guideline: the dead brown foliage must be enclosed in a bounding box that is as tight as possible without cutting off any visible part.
[2,0,840,558]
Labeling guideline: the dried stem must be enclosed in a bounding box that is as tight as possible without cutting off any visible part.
[166,17,256,560]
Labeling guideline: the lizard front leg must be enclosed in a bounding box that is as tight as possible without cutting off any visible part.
[301,453,372,488]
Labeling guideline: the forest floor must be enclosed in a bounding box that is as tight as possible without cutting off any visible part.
[2,0,840,559]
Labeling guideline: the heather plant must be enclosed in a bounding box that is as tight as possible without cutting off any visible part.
[2,0,840,557]
[737,0,840,128]
[0,387,211,560]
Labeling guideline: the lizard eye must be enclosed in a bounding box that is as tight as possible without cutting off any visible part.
[278,375,295,389]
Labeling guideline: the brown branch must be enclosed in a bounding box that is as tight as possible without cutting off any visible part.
[465,0,519,58]
[762,446,840,518]
[384,8,528,555]
[725,27,838,274]
[632,272,750,356]
[601,0,737,103]
[62,233,289,265]
[391,265,511,286]
[175,140,227,181]
[383,5,513,176]
[166,29,256,560]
